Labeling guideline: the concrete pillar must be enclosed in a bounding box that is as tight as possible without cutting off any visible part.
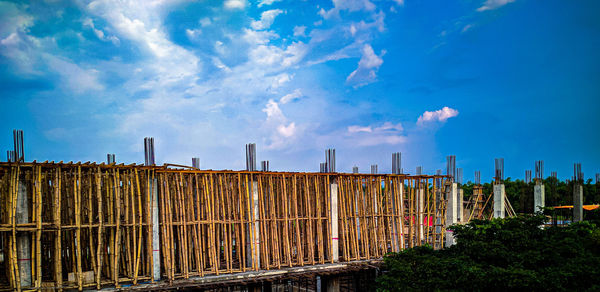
[252,181,261,268]
[417,187,424,244]
[399,183,404,249]
[534,184,545,212]
[457,188,464,222]
[435,187,442,249]
[573,184,583,222]
[330,181,339,262]
[493,184,505,218]
[316,276,322,292]
[325,276,340,292]
[391,181,402,251]
[151,178,160,281]
[16,180,32,287]
[445,183,458,247]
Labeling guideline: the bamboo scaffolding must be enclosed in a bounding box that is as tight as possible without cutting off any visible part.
[0,163,447,291]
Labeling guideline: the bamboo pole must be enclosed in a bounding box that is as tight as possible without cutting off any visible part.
[304,175,314,265]
[124,172,132,278]
[165,174,175,280]
[194,173,205,276]
[218,175,230,273]
[145,170,153,281]
[158,173,170,281]
[314,176,323,264]
[257,175,269,269]
[177,173,190,278]
[113,169,121,288]
[206,174,218,274]
[338,176,349,260]
[292,175,302,266]
[55,167,63,291]
[75,167,83,290]
[325,175,332,263]
[245,175,256,271]
[133,169,143,284]
[268,175,280,269]
[12,166,22,291]
[237,173,246,272]
[95,169,103,289]
[35,166,42,288]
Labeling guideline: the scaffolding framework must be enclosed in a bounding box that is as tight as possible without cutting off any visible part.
[0,162,448,291]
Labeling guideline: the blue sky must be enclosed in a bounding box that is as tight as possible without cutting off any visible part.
[1,0,599,182]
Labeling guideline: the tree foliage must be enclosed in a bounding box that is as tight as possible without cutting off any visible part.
[377,215,600,291]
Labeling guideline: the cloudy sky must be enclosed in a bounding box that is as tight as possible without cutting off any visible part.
[1,0,599,181]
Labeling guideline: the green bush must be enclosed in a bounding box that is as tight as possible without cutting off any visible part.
[377,215,600,291]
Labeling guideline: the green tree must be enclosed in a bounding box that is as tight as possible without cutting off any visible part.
[377,215,600,291]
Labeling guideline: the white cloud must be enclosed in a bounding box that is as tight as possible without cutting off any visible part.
[319,0,376,19]
[375,122,403,132]
[225,0,247,9]
[85,0,201,88]
[251,9,284,30]
[293,25,306,37]
[277,122,296,137]
[1,33,20,46]
[348,125,372,133]
[248,41,308,69]
[347,122,403,134]
[83,18,120,45]
[185,28,202,40]
[262,99,299,149]
[45,54,104,93]
[346,122,406,146]
[0,2,34,38]
[393,0,404,5]
[346,44,385,87]
[477,0,516,11]
[258,0,282,7]
[212,57,231,72]
[461,24,473,33]
[350,25,357,36]
[199,17,211,27]
[417,107,459,125]
[242,28,278,45]
[270,73,293,89]
[280,89,303,104]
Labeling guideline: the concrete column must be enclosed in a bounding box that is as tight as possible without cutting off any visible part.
[493,184,505,218]
[390,181,401,251]
[316,276,322,292]
[445,183,458,247]
[245,182,253,268]
[252,181,261,268]
[151,178,160,281]
[435,187,442,249]
[325,276,340,292]
[16,180,32,287]
[534,184,545,212]
[330,181,339,262]
[417,187,424,244]
[457,188,464,223]
[399,183,404,250]
[573,184,583,222]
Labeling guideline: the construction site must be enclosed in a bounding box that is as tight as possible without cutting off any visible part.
[1,130,597,291]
